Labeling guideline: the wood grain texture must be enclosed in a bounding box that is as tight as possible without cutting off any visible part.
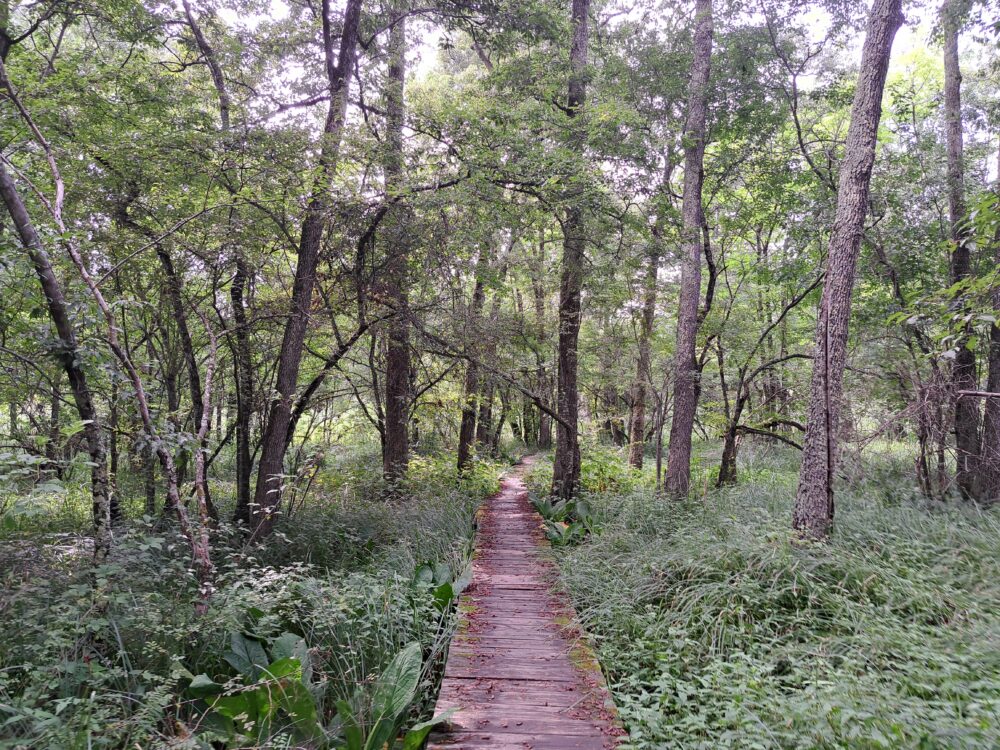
[428,457,623,749]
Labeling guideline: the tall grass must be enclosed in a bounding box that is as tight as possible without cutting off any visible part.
[539,448,1000,749]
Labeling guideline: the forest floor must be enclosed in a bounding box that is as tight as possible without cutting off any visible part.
[430,456,624,749]
[525,445,1000,749]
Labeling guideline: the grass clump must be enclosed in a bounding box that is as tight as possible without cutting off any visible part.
[536,450,1000,749]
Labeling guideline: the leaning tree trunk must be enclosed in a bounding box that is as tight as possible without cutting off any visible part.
[664,0,713,498]
[382,15,411,484]
[250,0,362,538]
[943,0,980,499]
[0,163,113,562]
[551,0,589,500]
[628,245,660,468]
[792,0,903,539]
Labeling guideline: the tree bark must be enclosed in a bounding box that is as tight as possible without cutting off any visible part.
[551,0,589,500]
[664,0,713,498]
[792,0,903,539]
[382,15,411,484]
[0,163,113,562]
[980,148,1000,503]
[250,0,362,537]
[476,380,494,448]
[230,256,254,524]
[457,265,487,472]
[531,236,552,449]
[628,246,659,467]
[943,0,980,498]
[156,246,216,518]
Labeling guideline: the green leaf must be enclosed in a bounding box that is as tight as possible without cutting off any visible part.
[275,679,323,741]
[224,631,268,679]
[371,642,422,723]
[453,565,473,594]
[432,562,452,585]
[270,632,311,682]
[414,564,434,585]
[211,693,254,722]
[402,708,458,750]
[187,673,223,698]
[432,582,455,611]
[262,657,301,681]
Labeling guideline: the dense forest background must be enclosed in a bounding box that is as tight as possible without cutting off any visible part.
[2,0,1000,747]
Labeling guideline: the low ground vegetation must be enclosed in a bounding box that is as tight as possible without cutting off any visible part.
[532,444,1000,749]
[0,449,505,749]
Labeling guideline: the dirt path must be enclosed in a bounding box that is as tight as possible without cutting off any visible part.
[428,456,623,749]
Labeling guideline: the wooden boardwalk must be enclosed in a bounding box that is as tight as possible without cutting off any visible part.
[429,457,623,750]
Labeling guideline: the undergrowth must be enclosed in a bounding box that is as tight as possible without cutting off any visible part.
[0,448,505,749]
[534,446,1000,749]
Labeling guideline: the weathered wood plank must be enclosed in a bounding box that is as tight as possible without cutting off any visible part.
[428,457,623,750]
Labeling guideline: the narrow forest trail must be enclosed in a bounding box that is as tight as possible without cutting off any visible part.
[428,456,624,749]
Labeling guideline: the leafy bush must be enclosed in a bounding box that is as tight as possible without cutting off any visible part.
[0,449,506,748]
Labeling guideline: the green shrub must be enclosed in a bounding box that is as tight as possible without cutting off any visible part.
[0,448,506,748]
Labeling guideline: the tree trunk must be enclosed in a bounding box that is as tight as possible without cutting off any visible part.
[792,0,902,539]
[532,239,553,450]
[0,163,113,562]
[943,0,980,498]
[979,148,1000,503]
[491,387,508,457]
[628,247,659,467]
[156,246,215,519]
[381,16,411,485]
[551,0,589,500]
[250,0,362,538]
[457,266,487,472]
[231,255,254,524]
[477,380,494,448]
[664,0,713,498]
[717,424,740,486]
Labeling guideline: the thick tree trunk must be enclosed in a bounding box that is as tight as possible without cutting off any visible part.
[457,269,487,472]
[792,0,902,539]
[664,0,713,498]
[250,0,362,538]
[382,16,411,484]
[943,0,980,498]
[0,163,113,562]
[551,0,589,500]
[628,248,659,468]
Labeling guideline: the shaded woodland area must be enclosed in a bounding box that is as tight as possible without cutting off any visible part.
[2,0,1000,747]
